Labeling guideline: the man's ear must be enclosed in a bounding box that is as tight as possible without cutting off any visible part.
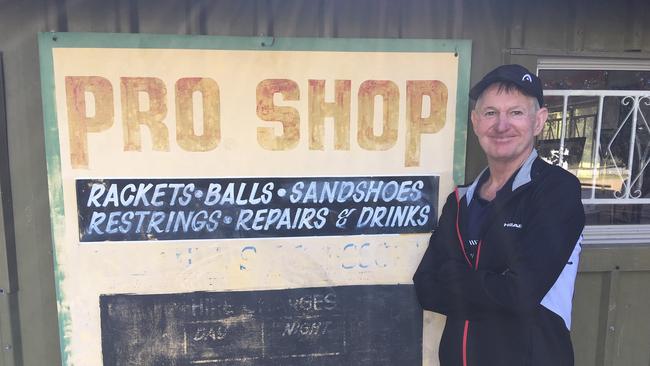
[534,107,548,136]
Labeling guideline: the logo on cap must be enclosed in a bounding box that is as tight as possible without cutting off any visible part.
[522,74,533,83]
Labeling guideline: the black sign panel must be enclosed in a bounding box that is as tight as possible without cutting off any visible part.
[76,176,438,242]
[100,285,422,365]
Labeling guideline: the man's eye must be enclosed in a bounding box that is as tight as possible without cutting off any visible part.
[511,110,524,116]
[484,111,496,117]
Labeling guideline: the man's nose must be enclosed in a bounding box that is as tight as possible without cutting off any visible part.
[493,112,510,131]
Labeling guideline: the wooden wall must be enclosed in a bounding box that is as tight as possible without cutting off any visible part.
[0,1,648,365]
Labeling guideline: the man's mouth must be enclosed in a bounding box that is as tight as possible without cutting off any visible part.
[489,135,516,141]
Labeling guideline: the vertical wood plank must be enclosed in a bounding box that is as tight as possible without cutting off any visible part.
[641,0,650,52]
[187,0,205,35]
[611,271,650,366]
[399,0,450,39]
[572,272,604,366]
[333,0,400,38]
[113,0,134,33]
[135,0,188,34]
[450,0,464,39]
[0,52,20,366]
[596,270,619,366]
[65,0,119,32]
[624,0,645,51]
[0,56,17,301]
[320,0,335,37]
[255,0,272,36]
[580,0,629,51]
[570,0,585,51]
[0,1,62,365]
[43,0,63,31]
[509,0,524,49]
[270,0,320,37]
[516,0,572,51]
[202,0,257,36]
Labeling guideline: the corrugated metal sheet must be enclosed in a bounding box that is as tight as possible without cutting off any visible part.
[0,1,649,365]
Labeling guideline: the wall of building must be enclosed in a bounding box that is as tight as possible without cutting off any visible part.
[0,1,648,365]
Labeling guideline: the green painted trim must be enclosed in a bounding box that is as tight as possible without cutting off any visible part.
[40,31,467,53]
[452,42,471,186]
[37,32,472,365]
[37,33,71,366]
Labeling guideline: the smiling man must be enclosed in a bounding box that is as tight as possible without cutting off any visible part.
[413,64,585,366]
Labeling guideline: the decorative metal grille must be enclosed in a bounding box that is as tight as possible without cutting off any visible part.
[541,90,650,204]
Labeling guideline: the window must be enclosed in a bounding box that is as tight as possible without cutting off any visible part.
[537,60,650,229]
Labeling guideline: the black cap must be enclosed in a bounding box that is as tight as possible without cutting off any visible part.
[469,64,544,106]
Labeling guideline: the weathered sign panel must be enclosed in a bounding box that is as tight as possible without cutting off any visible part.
[38,33,470,365]
[76,176,439,242]
[100,285,422,365]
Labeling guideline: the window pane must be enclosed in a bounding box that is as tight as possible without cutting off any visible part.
[537,73,650,225]
[537,95,597,173]
[540,69,650,91]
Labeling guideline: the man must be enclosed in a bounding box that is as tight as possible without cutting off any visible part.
[413,64,584,366]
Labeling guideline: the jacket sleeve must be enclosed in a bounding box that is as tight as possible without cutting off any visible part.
[437,171,585,317]
[413,192,486,319]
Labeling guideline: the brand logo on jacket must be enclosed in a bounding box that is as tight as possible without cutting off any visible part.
[503,222,522,228]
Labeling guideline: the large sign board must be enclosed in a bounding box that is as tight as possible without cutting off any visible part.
[39,33,470,365]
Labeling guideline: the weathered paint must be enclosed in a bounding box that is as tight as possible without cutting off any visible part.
[2,2,648,366]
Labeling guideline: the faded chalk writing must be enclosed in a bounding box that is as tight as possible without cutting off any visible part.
[282,320,333,337]
[288,293,337,312]
[100,285,422,365]
[192,325,227,341]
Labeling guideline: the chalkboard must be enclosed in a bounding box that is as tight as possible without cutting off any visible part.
[77,176,438,242]
[100,285,422,365]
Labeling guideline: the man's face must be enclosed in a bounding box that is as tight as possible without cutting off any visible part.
[471,84,547,165]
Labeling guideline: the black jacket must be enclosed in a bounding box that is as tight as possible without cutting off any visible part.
[413,151,585,366]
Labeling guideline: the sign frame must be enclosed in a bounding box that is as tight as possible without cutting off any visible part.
[38,32,471,365]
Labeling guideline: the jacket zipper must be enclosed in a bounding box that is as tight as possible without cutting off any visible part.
[454,188,483,366]
[453,163,541,364]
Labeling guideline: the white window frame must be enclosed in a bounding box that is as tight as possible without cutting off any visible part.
[538,58,650,245]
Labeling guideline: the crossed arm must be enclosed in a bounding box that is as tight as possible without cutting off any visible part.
[413,176,584,320]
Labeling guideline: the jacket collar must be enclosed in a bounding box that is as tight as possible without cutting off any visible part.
[460,149,539,206]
